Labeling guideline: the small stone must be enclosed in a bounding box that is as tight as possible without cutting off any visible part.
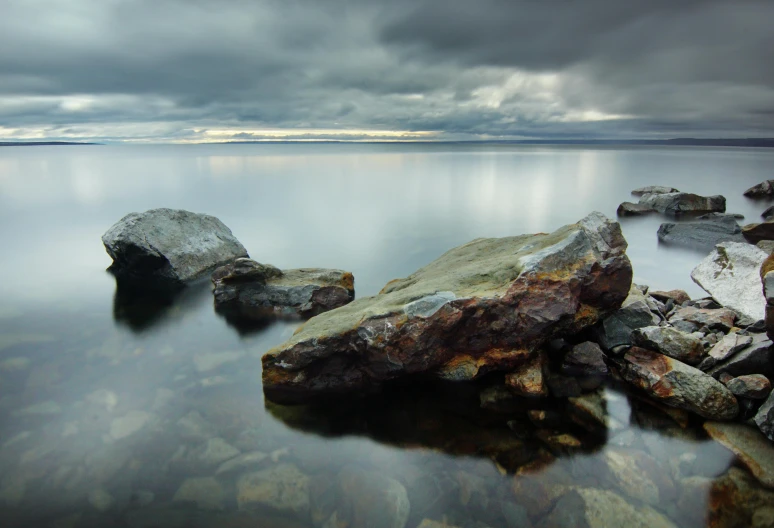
[561,342,609,376]
[88,488,115,512]
[617,202,656,216]
[669,306,737,333]
[505,352,547,397]
[699,333,754,370]
[727,375,772,400]
[650,290,691,305]
[173,477,225,510]
[707,334,773,379]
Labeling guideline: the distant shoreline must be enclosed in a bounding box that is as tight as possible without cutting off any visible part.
[2,138,773,148]
[0,141,98,147]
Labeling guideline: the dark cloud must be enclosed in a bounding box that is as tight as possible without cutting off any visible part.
[0,0,772,141]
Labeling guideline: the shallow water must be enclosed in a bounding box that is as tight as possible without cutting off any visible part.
[0,144,773,527]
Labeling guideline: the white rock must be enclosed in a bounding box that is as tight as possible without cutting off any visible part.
[691,242,767,321]
[109,410,150,440]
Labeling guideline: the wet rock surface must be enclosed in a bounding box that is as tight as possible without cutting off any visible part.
[632,326,705,365]
[615,347,739,420]
[691,242,768,321]
[638,192,726,216]
[102,208,248,284]
[212,258,355,321]
[263,213,632,402]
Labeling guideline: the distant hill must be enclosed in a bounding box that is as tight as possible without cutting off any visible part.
[0,141,98,146]
[218,138,774,147]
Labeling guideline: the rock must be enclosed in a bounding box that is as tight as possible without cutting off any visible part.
[539,488,677,528]
[617,202,656,216]
[762,206,774,221]
[602,448,674,505]
[744,221,774,244]
[616,347,738,419]
[561,342,609,377]
[727,375,772,400]
[632,185,680,196]
[567,391,625,432]
[699,333,754,370]
[709,467,774,528]
[632,325,705,365]
[216,451,268,475]
[707,334,773,379]
[595,286,661,350]
[176,411,216,441]
[109,410,150,440]
[191,437,240,467]
[758,240,774,254]
[329,465,410,528]
[545,373,582,398]
[102,208,248,284]
[236,464,310,516]
[744,180,774,198]
[505,351,547,397]
[704,422,774,488]
[639,192,726,216]
[173,477,225,510]
[650,289,691,305]
[212,259,355,320]
[263,213,632,402]
[500,502,532,528]
[691,242,768,321]
[657,216,745,249]
[88,488,115,512]
[668,306,736,333]
[755,391,774,441]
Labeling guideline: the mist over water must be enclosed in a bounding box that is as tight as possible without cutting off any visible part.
[0,143,773,527]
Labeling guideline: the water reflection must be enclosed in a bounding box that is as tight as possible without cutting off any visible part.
[2,144,774,527]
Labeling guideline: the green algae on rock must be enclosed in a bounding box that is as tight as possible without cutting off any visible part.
[262,212,633,403]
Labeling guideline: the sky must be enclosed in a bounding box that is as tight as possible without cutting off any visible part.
[1,0,773,143]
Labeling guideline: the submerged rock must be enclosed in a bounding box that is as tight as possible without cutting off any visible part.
[263,213,632,402]
[616,347,738,420]
[632,185,680,196]
[102,208,248,284]
[632,325,705,365]
[691,242,768,321]
[657,216,744,249]
[617,202,656,216]
[744,180,774,198]
[172,477,225,511]
[704,422,774,488]
[539,488,677,528]
[709,467,774,527]
[638,192,726,216]
[213,258,355,320]
[236,464,310,516]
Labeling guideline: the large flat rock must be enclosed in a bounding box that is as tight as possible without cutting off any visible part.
[263,212,633,403]
[102,208,248,284]
[691,242,767,321]
[657,216,744,250]
[638,192,725,216]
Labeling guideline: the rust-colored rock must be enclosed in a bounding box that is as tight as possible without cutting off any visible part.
[505,350,548,397]
[616,347,738,420]
[649,289,691,305]
[262,213,632,403]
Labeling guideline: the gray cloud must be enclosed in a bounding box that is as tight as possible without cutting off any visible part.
[0,0,772,141]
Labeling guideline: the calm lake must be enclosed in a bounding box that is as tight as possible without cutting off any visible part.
[1,143,773,527]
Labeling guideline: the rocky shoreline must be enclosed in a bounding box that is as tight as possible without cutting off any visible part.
[90,180,774,527]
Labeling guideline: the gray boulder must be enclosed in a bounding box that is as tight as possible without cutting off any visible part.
[212,258,355,320]
[616,347,738,420]
[657,216,744,250]
[638,192,726,216]
[755,391,774,441]
[631,185,680,196]
[262,212,633,402]
[744,180,774,198]
[691,242,767,321]
[102,208,248,284]
[631,326,705,365]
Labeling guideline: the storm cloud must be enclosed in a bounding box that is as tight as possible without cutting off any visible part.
[1,0,772,141]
